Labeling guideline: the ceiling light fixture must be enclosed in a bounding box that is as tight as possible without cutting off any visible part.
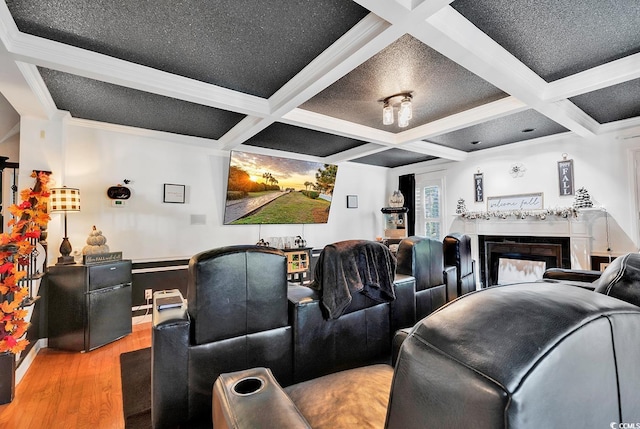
[380,92,413,128]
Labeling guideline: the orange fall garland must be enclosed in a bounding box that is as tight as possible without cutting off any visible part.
[0,171,50,354]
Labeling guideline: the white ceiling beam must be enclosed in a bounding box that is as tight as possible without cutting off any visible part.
[600,116,640,138]
[353,0,454,26]
[66,116,227,149]
[0,53,53,118]
[400,140,468,161]
[538,99,601,137]
[14,61,58,116]
[544,52,640,101]
[232,143,333,164]
[2,0,636,164]
[269,14,399,117]
[323,143,391,164]
[420,6,598,137]
[0,3,53,118]
[282,108,395,145]
[182,14,403,149]
[394,96,528,143]
[285,108,469,162]
[422,7,547,97]
[5,33,270,117]
[218,116,274,151]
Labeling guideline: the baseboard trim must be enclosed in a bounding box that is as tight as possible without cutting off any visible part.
[133,313,152,325]
[16,338,47,384]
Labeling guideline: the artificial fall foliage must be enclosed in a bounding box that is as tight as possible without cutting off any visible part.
[0,171,50,354]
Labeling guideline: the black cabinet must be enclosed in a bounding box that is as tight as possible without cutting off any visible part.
[47,260,132,352]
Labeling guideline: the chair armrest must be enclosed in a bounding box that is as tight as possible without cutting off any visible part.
[152,290,190,428]
[287,283,320,304]
[444,265,457,302]
[391,274,416,331]
[543,268,601,283]
[213,367,311,429]
[392,327,412,367]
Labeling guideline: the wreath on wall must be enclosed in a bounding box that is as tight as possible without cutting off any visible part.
[0,171,50,354]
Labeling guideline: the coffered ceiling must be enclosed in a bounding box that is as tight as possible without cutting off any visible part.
[0,0,639,167]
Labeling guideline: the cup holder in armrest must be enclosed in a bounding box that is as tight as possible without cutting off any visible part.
[232,377,265,396]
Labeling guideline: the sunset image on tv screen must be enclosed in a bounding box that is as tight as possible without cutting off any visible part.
[224,151,338,225]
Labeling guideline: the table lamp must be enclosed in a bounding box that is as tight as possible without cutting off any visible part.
[49,186,81,265]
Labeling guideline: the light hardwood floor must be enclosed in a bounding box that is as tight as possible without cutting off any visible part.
[0,320,151,429]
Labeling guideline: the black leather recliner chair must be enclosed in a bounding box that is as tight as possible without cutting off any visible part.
[443,232,476,295]
[213,281,640,428]
[286,240,416,383]
[395,236,456,322]
[151,245,293,428]
[544,252,640,307]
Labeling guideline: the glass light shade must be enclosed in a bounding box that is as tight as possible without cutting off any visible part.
[398,114,410,128]
[382,105,394,125]
[399,99,412,120]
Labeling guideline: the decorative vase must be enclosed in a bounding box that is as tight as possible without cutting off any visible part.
[389,190,404,207]
[0,352,15,404]
[294,236,306,248]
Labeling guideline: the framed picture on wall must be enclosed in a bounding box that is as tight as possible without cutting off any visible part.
[163,183,185,203]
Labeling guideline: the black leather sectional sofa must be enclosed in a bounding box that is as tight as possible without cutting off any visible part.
[214,252,640,428]
[151,236,473,428]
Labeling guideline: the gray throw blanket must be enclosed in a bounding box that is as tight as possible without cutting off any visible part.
[309,240,397,319]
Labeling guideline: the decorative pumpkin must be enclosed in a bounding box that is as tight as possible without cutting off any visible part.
[82,225,110,255]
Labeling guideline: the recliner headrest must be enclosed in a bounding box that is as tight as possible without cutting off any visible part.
[593,252,640,307]
[387,282,640,428]
[396,236,443,274]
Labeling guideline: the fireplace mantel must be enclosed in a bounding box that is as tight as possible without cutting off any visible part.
[454,209,605,278]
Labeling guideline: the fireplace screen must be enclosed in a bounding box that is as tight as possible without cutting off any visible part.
[480,236,569,287]
[497,258,547,285]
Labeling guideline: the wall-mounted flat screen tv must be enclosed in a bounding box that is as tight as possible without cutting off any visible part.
[224,151,338,225]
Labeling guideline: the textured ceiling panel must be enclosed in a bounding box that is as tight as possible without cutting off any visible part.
[451,0,640,82]
[570,78,640,124]
[243,123,367,157]
[300,34,507,132]
[3,1,640,169]
[427,109,568,151]
[39,68,245,140]
[7,0,369,98]
[351,148,436,168]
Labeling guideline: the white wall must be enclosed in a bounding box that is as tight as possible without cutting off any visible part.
[0,133,19,162]
[0,92,19,150]
[25,114,640,265]
[20,118,389,263]
[389,132,640,258]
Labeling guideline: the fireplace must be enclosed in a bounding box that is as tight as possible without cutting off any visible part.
[454,209,605,289]
[479,235,570,287]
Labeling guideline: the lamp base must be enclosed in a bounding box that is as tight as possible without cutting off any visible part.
[56,255,76,265]
[57,237,74,265]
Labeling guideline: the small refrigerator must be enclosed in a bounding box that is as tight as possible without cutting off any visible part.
[48,260,132,352]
